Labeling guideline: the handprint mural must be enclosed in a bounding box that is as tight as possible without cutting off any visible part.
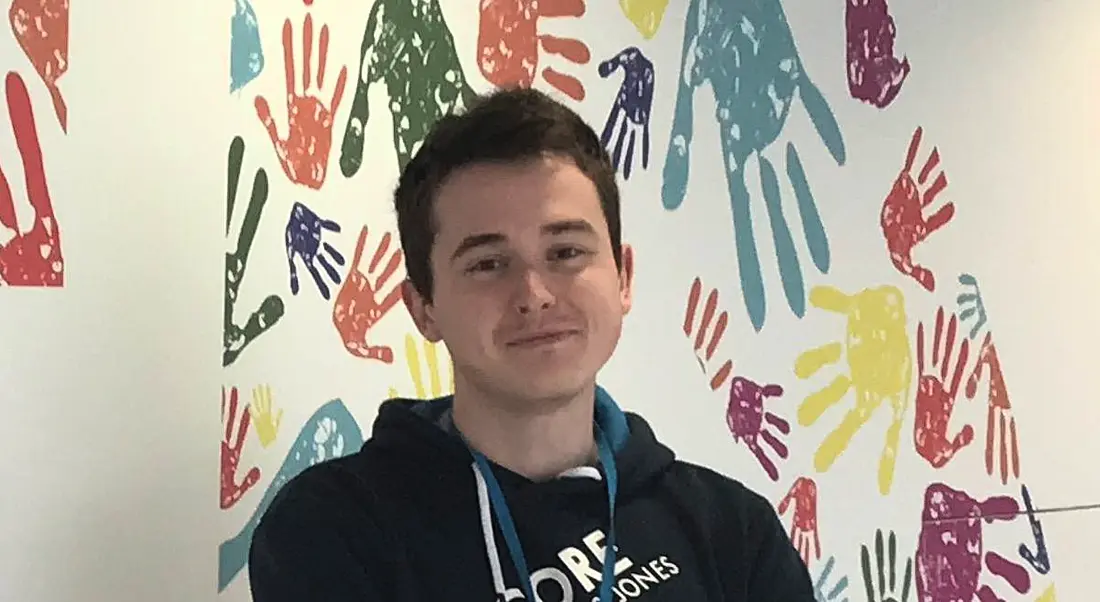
[682,276,733,391]
[339,0,475,176]
[618,0,667,39]
[794,285,912,495]
[388,333,455,399]
[663,0,846,333]
[0,71,63,286]
[846,0,910,108]
[255,14,348,190]
[332,225,404,363]
[778,476,821,568]
[477,0,591,102]
[913,307,974,469]
[230,0,264,93]
[221,386,261,510]
[285,202,345,301]
[727,376,790,482]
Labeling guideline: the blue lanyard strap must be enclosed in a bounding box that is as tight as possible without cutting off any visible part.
[473,426,619,602]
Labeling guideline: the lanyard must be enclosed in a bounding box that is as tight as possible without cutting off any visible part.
[471,426,619,602]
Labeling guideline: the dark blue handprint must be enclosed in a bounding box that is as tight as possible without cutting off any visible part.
[217,398,364,591]
[663,0,846,332]
[230,0,264,93]
[286,202,345,300]
[956,273,988,339]
[1018,484,1051,575]
[598,47,654,180]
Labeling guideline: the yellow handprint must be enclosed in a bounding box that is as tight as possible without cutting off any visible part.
[388,333,455,400]
[793,285,912,495]
[1035,584,1056,602]
[248,384,283,448]
[618,0,668,39]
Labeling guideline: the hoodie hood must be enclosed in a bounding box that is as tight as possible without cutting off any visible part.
[367,385,676,497]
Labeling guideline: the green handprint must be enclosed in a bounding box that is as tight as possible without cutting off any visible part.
[340,0,477,176]
[225,136,285,367]
[861,529,913,602]
[663,0,846,333]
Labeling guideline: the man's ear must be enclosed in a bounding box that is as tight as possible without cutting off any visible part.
[402,279,443,342]
[618,244,635,315]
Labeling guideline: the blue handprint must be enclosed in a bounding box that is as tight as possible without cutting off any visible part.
[286,201,345,300]
[230,0,264,93]
[598,47,654,180]
[956,273,988,339]
[217,399,364,591]
[663,0,846,332]
[814,555,850,602]
[1018,484,1051,575]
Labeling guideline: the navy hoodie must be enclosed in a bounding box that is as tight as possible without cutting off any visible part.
[248,388,815,601]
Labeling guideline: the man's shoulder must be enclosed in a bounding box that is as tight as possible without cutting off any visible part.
[658,458,778,523]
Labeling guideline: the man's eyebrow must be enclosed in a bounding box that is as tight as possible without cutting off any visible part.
[450,233,506,263]
[542,219,597,237]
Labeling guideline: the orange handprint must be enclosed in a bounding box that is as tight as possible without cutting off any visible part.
[332,225,403,363]
[965,332,1020,484]
[477,0,591,101]
[221,386,261,510]
[9,0,68,132]
[880,126,954,292]
[778,476,821,568]
[0,71,63,286]
[682,276,733,391]
[914,306,974,469]
[255,14,348,190]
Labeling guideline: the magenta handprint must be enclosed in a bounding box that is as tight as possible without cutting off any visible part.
[916,483,1031,602]
[221,386,261,510]
[727,376,789,481]
[779,476,821,568]
[914,306,974,469]
[846,0,909,108]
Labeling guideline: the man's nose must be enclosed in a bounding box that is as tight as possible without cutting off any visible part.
[513,267,556,315]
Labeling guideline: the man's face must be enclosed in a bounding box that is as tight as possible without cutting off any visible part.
[403,155,634,408]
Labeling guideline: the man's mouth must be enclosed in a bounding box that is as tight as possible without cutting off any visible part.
[507,330,579,347]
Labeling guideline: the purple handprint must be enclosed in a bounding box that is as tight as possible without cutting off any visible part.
[598,46,653,180]
[1018,485,1051,575]
[916,483,1031,602]
[846,0,910,108]
[285,201,345,300]
[727,376,790,481]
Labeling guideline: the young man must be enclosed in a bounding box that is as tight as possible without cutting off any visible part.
[248,87,815,601]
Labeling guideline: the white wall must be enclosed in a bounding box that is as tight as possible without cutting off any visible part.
[0,0,1096,600]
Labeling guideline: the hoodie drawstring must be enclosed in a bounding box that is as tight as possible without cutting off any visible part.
[471,426,619,602]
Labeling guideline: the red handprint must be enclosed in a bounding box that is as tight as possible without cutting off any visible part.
[0,71,63,286]
[778,476,820,567]
[477,0,591,101]
[726,376,789,481]
[683,276,733,391]
[965,332,1020,484]
[255,14,348,190]
[221,386,261,510]
[9,0,68,132]
[914,306,974,468]
[332,225,403,363]
[880,126,954,292]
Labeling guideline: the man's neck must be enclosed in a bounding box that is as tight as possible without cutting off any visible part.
[452,384,597,482]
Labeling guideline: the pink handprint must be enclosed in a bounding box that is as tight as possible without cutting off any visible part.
[914,306,974,468]
[778,476,820,568]
[880,126,954,292]
[221,386,261,510]
[965,332,1020,484]
[477,0,591,101]
[916,483,1031,602]
[726,376,789,481]
[255,14,348,190]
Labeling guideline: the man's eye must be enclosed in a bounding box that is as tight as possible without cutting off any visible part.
[469,258,502,273]
[552,247,586,261]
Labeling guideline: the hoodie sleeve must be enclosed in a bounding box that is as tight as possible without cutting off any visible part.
[744,490,816,602]
[248,469,393,602]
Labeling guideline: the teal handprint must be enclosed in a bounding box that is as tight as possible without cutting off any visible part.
[663,0,846,332]
[217,399,364,591]
[230,0,264,92]
[956,273,987,339]
[814,555,850,602]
